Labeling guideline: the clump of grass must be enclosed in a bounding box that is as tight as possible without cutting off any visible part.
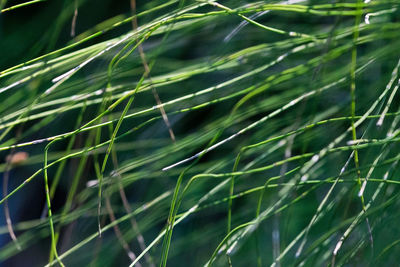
[1,0,400,266]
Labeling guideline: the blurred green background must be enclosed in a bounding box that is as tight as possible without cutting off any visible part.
[1,0,400,266]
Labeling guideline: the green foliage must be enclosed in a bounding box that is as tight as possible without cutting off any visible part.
[1,0,400,266]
